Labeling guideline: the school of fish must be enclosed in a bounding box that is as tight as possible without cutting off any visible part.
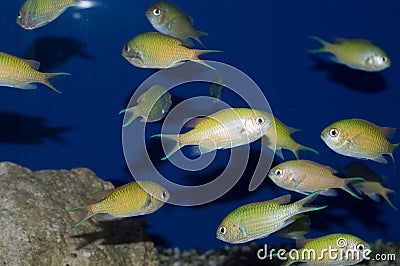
[1,1,399,265]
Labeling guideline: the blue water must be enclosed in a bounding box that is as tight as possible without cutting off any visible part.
[1,0,399,251]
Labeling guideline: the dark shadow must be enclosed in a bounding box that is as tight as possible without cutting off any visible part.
[0,112,72,144]
[22,37,93,71]
[308,55,387,93]
[344,161,383,182]
[71,218,152,249]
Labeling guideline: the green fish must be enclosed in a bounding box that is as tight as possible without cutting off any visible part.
[152,108,273,160]
[119,85,172,127]
[146,1,207,46]
[263,115,319,159]
[17,0,95,30]
[321,118,399,165]
[0,52,70,93]
[309,36,390,72]
[268,160,364,199]
[122,32,220,70]
[284,233,370,266]
[67,181,170,227]
[216,191,327,244]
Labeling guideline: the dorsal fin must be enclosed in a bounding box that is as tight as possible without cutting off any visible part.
[268,194,291,205]
[177,38,195,48]
[90,188,115,202]
[287,126,301,134]
[23,59,40,70]
[184,117,206,128]
[296,238,313,248]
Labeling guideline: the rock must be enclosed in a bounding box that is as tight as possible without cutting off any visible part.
[0,162,160,266]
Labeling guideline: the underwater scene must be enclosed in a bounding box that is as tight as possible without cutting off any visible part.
[0,0,399,265]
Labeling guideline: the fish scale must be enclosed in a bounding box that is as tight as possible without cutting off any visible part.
[268,160,364,199]
[17,0,78,29]
[321,118,399,164]
[67,181,170,227]
[216,192,327,244]
[122,32,219,69]
[285,233,370,266]
[0,53,43,87]
[152,108,273,160]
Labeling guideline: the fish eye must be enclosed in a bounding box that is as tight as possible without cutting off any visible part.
[274,169,283,176]
[123,44,131,53]
[17,12,21,18]
[219,227,227,235]
[329,128,339,137]
[161,191,168,199]
[153,8,161,16]
[255,116,265,125]
[382,56,387,62]
[356,244,365,251]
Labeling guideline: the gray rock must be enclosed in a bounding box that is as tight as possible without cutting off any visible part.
[0,162,160,266]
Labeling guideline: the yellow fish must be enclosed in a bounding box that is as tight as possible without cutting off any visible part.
[67,181,170,227]
[284,233,370,266]
[122,32,220,69]
[263,116,318,159]
[119,85,172,127]
[0,52,70,93]
[321,118,399,164]
[216,191,327,244]
[17,0,95,30]
[309,36,390,72]
[146,1,207,45]
[268,160,363,199]
[152,108,273,160]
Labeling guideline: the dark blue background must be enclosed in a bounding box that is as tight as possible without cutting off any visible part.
[1,0,399,250]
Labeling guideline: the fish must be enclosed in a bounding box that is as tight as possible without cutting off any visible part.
[215,191,327,244]
[122,32,220,70]
[353,181,397,210]
[321,118,399,165]
[344,161,397,209]
[262,116,319,159]
[119,85,172,127]
[268,160,364,199]
[0,52,70,93]
[67,180,170,227]
[309,36,390,72]
[17,0,95,30]
[146,2,207,46]
[151,108,273,160]
[284,233,370,266]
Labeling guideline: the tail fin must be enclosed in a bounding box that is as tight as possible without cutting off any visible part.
[293,144,319,160]
[295,191,328,214]
[390,143,399,172]
[342,177,365,199]
[308,36,331,53]
[66,205,95,228]
[43,72,71,93]
[151,134,181,160]
[192,50,222,70]
[119,107,139,127]
[381,188,398,211]
[192,30,208,46]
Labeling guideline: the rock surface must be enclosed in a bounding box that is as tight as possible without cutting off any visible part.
[0,162,159,266]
